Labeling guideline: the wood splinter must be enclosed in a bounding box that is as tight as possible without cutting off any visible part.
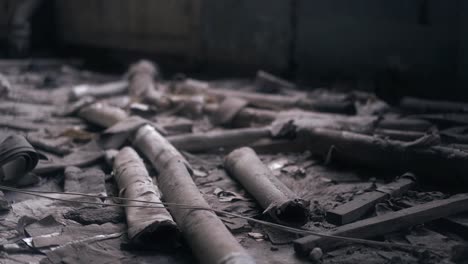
[113,147,179,246]
[224,147,310,226]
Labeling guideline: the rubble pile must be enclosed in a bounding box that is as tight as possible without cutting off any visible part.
[0,59,467,264]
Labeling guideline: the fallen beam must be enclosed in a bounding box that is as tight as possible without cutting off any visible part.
[294,194,468,255]
[224,147,309,226]
[113,147,179,246]
[294,126,468,187]
[326,173,415,225]
[132,125,254,264]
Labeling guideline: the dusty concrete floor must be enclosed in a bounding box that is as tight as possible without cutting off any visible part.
[0,59,466,264]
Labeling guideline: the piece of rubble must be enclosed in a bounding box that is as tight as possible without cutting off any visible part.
[63,207,125,225]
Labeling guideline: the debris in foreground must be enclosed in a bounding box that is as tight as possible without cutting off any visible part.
[132,125,255,264]
[294,193,468,255]
[224,147,310,226]
[113,146,179,246]
[326,173,416,225]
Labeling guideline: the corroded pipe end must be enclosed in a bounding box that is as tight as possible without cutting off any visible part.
[267,199,310,227]
[132,219,181,248]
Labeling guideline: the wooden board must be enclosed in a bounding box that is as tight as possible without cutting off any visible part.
[326,177,415,225]
[294,194,468,255]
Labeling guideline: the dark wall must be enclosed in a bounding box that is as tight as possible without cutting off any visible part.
[201,0,292,73]
[12,0,465,98]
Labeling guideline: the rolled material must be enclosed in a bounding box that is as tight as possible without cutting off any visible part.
[0,134,39,186]
[78,102,128,128]
[224,147,309,226]
[70,81,128,100]
[132,125,254,264]
[113,147,179,246]
[167,127,271,153]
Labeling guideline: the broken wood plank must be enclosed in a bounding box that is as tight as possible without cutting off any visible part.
[294,193,468,255]
[224,147,309,226]
[113,147,179,246]
[326,173,416,225]
[132,124,254,263]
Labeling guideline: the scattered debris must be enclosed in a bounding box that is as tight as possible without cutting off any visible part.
[225,147,310,226]
[113,147,179,246]
[294,193,468,255]
[132,125,255,263]
[326,173,416,225]
[0,58,467,263]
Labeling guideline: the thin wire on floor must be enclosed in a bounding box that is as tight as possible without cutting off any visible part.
[0,184,446,253]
